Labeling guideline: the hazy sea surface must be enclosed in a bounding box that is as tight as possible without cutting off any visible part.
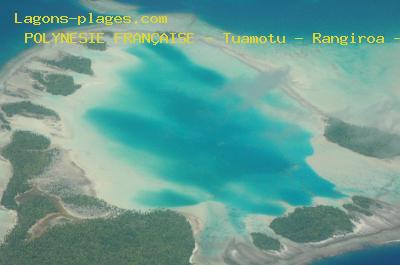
[117,0,400,37]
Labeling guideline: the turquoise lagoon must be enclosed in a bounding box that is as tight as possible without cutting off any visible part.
[86,44,342,216]
[86,44,346,256]
[3,0,400,262]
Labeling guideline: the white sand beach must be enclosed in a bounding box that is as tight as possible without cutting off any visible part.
[0,2,400,263]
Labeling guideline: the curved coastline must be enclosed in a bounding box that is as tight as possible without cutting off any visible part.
[224,202,400,265]
[0,3,400,265]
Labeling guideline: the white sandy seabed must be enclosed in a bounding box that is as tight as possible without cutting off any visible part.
[1,0,400,263]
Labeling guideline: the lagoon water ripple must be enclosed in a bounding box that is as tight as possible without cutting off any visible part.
[87,45,342,215]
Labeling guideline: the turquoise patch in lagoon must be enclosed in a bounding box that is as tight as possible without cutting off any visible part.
[136,189,201,207]
[86,44,342,216]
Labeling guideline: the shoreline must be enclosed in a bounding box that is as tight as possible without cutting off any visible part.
[0,6,400,265]
[0,45,43,87]
[225,203,400,265]
[227,228,400,265]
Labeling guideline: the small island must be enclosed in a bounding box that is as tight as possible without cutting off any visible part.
[31,71,81,96]
[324,117,400,159]
[1,101,59,120]
[41,53,94,75]
[343,196,382,217]
[251,232,282,251]
[270,205,354,243]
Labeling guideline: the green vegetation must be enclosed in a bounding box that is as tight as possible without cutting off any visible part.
[0,113,7,123]
[1,101,59,120]
[343,203,372,216]
[0,112,10,130]
[4,193,58,246]
[251,232,282,251]
[31,71,81,96]
[343,196,381,217]
[324,117,400,158]
[1,131,53,209]
[0,130,195,264]
[4,130,50,150]
[0,210,194,265]
[84,42,107,51]
[63,194,111,209]
[41,54,93,75]
[31,72,46,90]
[352,196,381,209]
[270,206,354,243]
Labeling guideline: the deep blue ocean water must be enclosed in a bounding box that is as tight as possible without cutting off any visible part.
[0,0,88,68]
[312,243,400,265]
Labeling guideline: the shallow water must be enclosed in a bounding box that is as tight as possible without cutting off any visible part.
[3,0,400,262]
[86,44,342,217]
